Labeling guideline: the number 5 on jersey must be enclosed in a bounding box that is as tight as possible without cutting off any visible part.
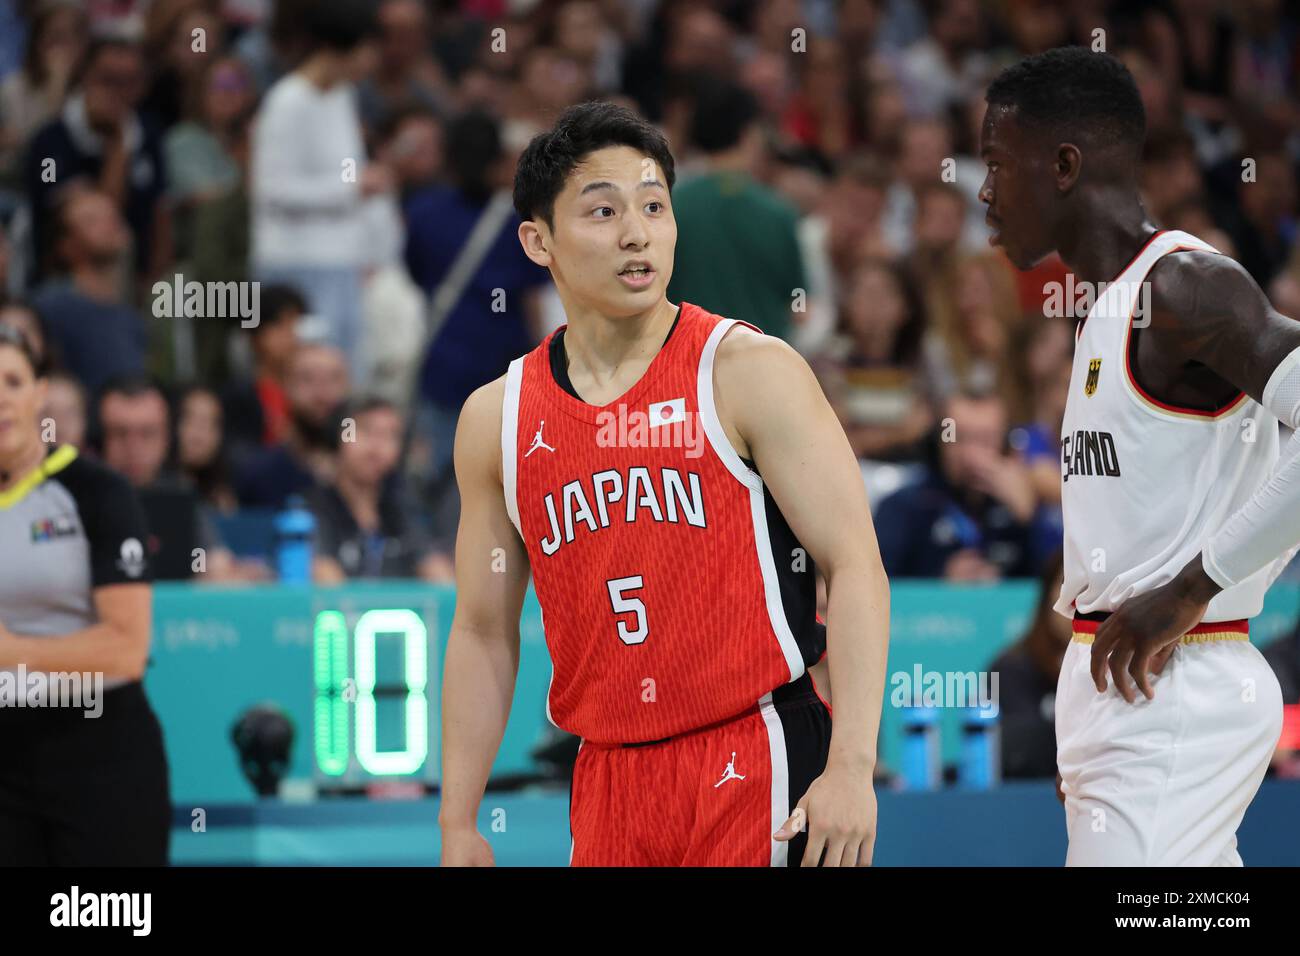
[606,576,648,645]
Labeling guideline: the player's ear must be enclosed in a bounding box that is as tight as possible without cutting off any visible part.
[1056,143,1082,191]
[517,220,553,268]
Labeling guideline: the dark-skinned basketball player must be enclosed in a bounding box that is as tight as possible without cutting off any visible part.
[982,47,1300,865]
[439,102,888,867]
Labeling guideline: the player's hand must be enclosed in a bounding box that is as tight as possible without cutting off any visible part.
[1088,578,1211,703]
[439,825,495,866]
[774,761,876,866]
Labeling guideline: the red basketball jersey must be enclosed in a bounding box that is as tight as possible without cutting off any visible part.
[501,302,823,744]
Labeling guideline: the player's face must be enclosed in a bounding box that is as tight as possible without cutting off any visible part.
[979,105,1056,270]
[531,145,676,317]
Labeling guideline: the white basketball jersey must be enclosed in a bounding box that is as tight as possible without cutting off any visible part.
[1055,229,1290,622]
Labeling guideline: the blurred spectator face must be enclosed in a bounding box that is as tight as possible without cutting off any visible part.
[33,4,87,81]
[899,120,952,191]
[285,345,349,429]
[914,188,966,252]
[534,145,676,320]
[100,389,170,487]
[0,306,46,367]
[844,262,907,347]
[667,8,733,73]
[203,57,254,128]
[823,170,885,263]
[58,190,130,268]
[81,45,145,132]
[340,405,403,485]
[933,0,982,52]
[522,47,589,113]
[939,395,1008,488]
[741,51,791,118]
[1005,0,1066,54]
[555,1,605,63]
[955,258,1007,355]
[43,374,86,448]
[178,389,223,471]
[386,114,443,188]
[865,81,905,152]
[804,39,849,104]
[1141,149,1202,221]
[253,307,303,372]
[378,0,429,70]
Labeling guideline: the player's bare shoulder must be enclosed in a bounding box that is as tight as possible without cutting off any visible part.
[1146,248,1271,339]
[456,374,508,487]
[711,323,825,458]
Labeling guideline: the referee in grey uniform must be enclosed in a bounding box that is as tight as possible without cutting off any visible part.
[0,325,170,865]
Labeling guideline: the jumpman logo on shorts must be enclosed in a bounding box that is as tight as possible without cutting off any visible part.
[525,420,556,457]
[714,752,745,788]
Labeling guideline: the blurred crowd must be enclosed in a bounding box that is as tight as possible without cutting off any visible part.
[0,0,1299,594]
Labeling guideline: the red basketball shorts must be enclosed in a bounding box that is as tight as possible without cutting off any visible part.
[568,671,832,866]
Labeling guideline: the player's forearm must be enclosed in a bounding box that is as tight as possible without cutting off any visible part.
[438,623,520,830]
[1197,424,1300,592]
[822,559,889,772]
[2,625,148,679]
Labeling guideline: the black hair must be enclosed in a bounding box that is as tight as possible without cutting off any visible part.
[513,99,676,230]
[985,46,1145,157]
[302,0,380,54]
[445,109,502,205]
[68,35,140,92]
[254,283,309,336]
[689,76,760,154]
[0,322,50,378]
[97,372,169,414]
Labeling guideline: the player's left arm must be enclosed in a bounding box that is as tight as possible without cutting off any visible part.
[714,326,890,867]
[1091,252,1300,701]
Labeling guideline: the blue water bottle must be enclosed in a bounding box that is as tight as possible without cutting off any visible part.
[899,706,941,790]
[959,706,1001,790]
[274,495,315,583]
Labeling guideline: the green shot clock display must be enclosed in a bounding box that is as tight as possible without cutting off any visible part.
[312,596,439,787]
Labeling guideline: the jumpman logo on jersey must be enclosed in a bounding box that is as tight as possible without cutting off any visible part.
[714,752,746,788]
[525,420,556,458]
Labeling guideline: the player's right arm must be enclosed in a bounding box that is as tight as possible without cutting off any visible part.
[439,375,531,866]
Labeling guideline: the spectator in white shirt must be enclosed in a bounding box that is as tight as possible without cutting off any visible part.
[250,0,392,382]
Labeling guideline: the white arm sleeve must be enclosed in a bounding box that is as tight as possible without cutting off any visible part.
[1202,344,1300,588]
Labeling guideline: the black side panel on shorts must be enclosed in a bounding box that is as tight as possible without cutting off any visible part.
[779,693,833,867]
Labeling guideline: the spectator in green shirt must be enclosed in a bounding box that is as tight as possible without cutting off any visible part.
[666,78,807,342]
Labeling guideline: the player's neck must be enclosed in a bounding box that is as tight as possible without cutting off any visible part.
[1056,194,1158,286]
[560,298,679,380]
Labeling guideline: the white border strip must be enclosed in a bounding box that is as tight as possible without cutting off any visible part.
[501,357,524,538]
[759,692,789,867]
[697,319,805,681]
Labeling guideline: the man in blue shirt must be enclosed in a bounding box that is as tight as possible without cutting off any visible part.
[31,186,147,393]
[402,110,548,543]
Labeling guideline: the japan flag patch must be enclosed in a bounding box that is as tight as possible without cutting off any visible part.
[648,398,686,427]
